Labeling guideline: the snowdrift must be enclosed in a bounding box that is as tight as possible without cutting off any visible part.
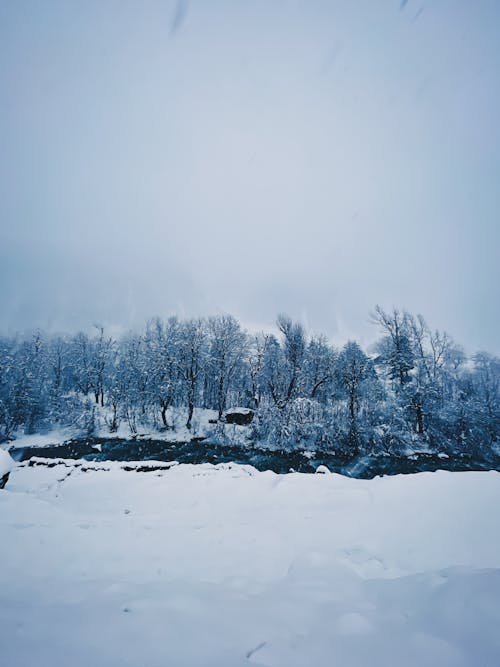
[1,462,499,666]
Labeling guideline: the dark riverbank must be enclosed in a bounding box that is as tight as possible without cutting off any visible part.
[10,437,500,479]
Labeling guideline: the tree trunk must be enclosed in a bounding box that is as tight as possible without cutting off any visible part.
[110,402,118,432]
[186,381,195,430]
[348,391,359,454]
[186,400,194,430]
[161,402,168,428]
[217,374,225,420]
[415,396,424,434]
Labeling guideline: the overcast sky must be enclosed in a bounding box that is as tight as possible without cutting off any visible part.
[1,0,499,352]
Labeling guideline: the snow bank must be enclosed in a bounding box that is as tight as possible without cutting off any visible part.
[8,408,226,448]
[7,427,79,449]
[0,463,499,666]
[0,447,15,478]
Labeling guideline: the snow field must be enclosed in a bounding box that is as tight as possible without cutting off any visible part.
[1,463,499,666]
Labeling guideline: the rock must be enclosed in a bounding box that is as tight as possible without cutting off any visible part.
[315,465,331,474]
[223,408,254,426]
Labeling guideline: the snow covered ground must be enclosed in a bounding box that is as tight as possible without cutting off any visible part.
[6,406,252,450]
[1,462,499,666]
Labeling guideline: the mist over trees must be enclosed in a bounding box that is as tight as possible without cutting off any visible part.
[0,307,498,458]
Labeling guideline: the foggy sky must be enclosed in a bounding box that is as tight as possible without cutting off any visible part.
[1,0,499,352]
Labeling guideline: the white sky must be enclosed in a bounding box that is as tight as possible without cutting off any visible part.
[1,0,499,352]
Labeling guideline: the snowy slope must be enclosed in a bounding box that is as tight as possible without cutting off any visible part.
[1,463,499,666]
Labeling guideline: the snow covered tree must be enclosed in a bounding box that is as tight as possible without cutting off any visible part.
[89,326,114,407]
[143,317,182,429]
[335,341,373,454]
[207,315,247,418]
[263,315,307,410]
[0,306,496,459]
[178,319,207,429]
[247,334,267,409]
[372,306,414,387]
[303,335,336,403]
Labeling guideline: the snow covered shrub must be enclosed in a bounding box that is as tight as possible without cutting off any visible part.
[78,398,97,437]
[255,398,337,451]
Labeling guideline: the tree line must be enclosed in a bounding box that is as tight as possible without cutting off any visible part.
[0,307,498,458]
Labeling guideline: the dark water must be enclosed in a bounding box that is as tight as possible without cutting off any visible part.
[11,438,500,479]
